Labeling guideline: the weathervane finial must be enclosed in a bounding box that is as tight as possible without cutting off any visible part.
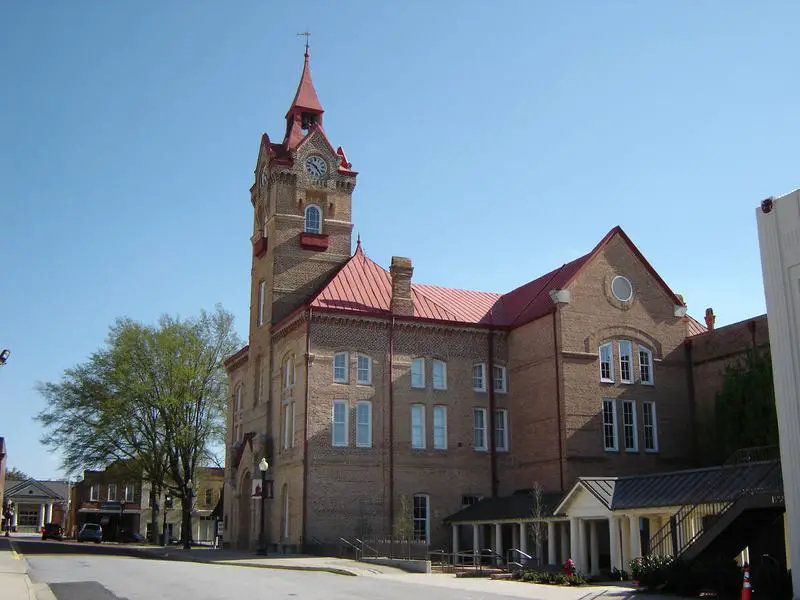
[297,31,311,57]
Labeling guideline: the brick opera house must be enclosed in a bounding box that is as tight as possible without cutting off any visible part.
[222,47,779,575]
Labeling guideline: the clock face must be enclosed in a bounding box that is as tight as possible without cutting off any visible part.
[305,155,327,178]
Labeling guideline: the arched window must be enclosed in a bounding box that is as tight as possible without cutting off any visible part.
[304,205,321,234]
[233,384,243,442]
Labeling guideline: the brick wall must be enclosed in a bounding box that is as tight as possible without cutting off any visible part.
[688,313,769,462]
[558,235,694,485]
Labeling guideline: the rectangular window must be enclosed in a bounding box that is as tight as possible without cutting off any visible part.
[473,363,486,392]
[433,406,447,450]
[432,359,447,390]
[90,484,99,501]
[473,408,488,451]
[639,347,654,385]
[124,484,135,503]
[600,343,614,382]
[411,404,426,449]
[205,489,213,506]
[619,340,633,384]
[333,352,348,383]
[602,399,619,451]
[461,495,480,507]
[356,401,372,448]
[411,358,425,388]
[332,400,348,447]
[494,408,509,451]
[254,356,263,406]
[283,401,294,450]
[643,401,659,452]
[107,484,117,501]
[357,354,372,385]
[622,400,638,452]
[412,494,430,543]
[257,280,266,326]
[493,365,507,393]
[283,356,295,389]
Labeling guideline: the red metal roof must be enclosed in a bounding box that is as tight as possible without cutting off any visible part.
[287,49,324,115]
[306,226,690,331]
[685,315,708,337]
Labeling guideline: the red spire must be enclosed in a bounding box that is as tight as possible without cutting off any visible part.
[286,47,323,116]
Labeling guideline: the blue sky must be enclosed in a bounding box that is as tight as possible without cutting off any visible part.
[1,1,798,479]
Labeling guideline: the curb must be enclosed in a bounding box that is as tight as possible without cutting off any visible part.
[140,551,359,576]
[30,581,58,600]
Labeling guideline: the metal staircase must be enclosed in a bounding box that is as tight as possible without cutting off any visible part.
[647,445,783,561]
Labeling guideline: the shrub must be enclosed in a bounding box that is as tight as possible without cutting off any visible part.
[630,554,674,590]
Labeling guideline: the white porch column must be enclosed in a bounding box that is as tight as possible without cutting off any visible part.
[12,508,18,528]
[560,522,569,565]
[547,522,556,566]
[472,524,480,558]
[579,519,588,573]
[629,515,641,561]
[589,520,600,575]
[569,518,580,568]
[519,523,528,554]
[45,503,53,524]
[39,504,46,528]
[609,516,622,571]
[494,523,503,564]
[452,524,459,562]
[512,523,519,551]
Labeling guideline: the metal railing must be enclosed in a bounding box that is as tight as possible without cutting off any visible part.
[506,548,534,572]
[354,538,381,559]
[647,445,781,560]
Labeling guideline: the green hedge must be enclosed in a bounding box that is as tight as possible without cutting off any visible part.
[518,571,586,586]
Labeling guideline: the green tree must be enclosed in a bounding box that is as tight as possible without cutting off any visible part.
[711,348,778,462]
[5,467,29,481]
[36,305,240,547]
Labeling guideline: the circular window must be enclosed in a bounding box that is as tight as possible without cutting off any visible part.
[611,276,633,302]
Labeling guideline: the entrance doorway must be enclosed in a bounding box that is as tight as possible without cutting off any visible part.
[237,472,251,549]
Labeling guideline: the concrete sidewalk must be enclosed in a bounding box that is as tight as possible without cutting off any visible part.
[134,546,409,576]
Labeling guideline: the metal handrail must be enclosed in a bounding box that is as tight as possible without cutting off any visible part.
[648,446,781,559]
[339,536,360,558]
[354,537,381,558]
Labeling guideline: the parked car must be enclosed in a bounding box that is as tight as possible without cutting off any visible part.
[41,523,63,541]
[77,523,103,543]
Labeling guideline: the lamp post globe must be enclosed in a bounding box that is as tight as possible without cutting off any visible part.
[257,458,269,555]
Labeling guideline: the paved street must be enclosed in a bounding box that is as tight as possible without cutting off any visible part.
[6,537,661,600]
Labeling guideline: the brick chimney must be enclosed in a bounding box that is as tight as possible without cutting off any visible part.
[390,256,414,316]
[705,307,716,331]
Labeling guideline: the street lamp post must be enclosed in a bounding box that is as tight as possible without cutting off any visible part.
[257,458,269,556]
[162,491,172,546]
[184,479,193,549]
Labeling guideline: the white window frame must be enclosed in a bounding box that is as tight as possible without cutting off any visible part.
[410,358,425,389]
[282,400,294,450]
[356,354,372,385]
[412,494,430,543]
[332,400,348,447]
[411,404,426,449]
[643,401,659,452]
[619,340,633,384]
[257,280,266,326]
[107,483,117,501]
[639,346,654,385]
[124,484,135,503]
[493,364,507,393]
[283,355,295,390]
[234,384,243,442]
[622,400,638,452]
[89,484,99,502]
[494,408,509,451]
[602,399,619,452]
[473,408,488,451]
[433,406,447,450]
[432,359,447,390]
[333,351,348,383]
[600,342,615,383]
[304,204,322,234]
[356,401,372,448]
[473,363,486,392]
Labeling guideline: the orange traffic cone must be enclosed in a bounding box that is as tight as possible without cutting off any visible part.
[741,563,752,600]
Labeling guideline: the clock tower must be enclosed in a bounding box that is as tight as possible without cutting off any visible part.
[249,47,357,330]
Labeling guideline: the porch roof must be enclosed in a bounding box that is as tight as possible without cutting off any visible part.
[444,492,565,524]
